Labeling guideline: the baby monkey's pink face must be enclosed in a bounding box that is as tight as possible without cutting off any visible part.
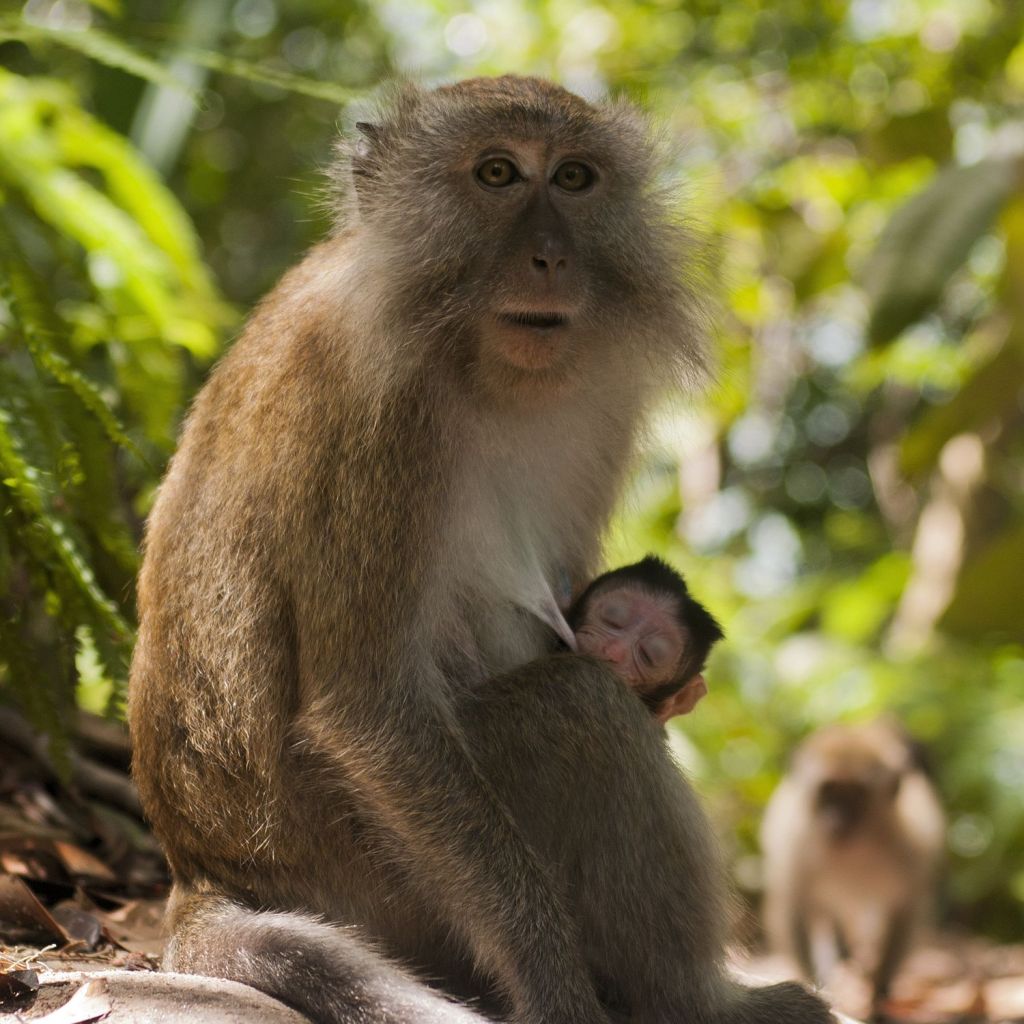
[574,585,686,690]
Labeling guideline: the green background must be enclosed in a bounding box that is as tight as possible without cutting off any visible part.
[1,0,1022,940]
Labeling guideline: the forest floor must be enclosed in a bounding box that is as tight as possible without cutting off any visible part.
[1,709,1022,1024]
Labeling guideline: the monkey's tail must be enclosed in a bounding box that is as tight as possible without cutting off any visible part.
[165,892,487,1024]
[719,980,836,1024]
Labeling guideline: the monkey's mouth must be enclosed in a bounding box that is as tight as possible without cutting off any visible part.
[498,311,569,330]
[491,311,572,373]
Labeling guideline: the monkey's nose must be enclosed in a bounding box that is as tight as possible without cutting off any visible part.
[602,638,627,663]
[531,254,568,276]
[530,236,570,279]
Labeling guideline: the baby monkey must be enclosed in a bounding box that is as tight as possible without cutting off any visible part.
[566,556,724,724]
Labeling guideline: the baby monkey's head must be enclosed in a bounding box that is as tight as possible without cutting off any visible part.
[568,556,724,717]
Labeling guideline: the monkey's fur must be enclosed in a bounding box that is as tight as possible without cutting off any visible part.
[761,721,945,1010]
[130,77,833,1024]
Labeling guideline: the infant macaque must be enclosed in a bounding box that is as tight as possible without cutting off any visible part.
[567,556,724,724]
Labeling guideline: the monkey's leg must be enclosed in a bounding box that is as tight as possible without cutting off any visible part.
[867,907,912,1010]
[463,655,833,1024]
[164,884,489,1024]
[808,914,843,988]
[791,906,817,983]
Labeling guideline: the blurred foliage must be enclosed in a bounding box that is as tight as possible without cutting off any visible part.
[0,57,228,745]
[1,0,1023,939]
[0,0,382,736]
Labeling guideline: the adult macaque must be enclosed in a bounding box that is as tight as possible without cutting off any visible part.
[566,556,724,723]
[130,77,832,1024]
[761,720,945,1012]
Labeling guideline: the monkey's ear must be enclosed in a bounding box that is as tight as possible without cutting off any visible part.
[352,122,384,182]
[355,121,382,143]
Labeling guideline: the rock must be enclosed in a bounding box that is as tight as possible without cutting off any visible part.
[0,970,309,1024]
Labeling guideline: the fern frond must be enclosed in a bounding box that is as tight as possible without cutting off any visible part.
[0,403,133,645]
[0,612,72,768]
[48,564,130,692]
[0,231,149,468]
[0,503,73,768]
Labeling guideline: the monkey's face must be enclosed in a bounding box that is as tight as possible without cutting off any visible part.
[464,140,594,377]
[814,770,902,841]
[797,726,908,841]
[574,584,687,690]
[338,78,701,398]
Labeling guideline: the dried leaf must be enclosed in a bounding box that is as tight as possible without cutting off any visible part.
[0,873,71,945]
[33,978,111,1024]
[0,967,40,1011]
[96,898,166,955]
[0,837,69,883]
[53,842,117,883]
[52,905,104,950]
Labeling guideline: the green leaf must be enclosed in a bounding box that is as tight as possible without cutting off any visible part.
[0,17,196,98]
[900,339,1024,477]
[942,522,1024,641]
[0,69,220,357]
[863,158,1019,345]
[54,105,221,301]
[820,552,911,643]
[177,48,362,104]
[85,0,122,15]
[0,19,355,105]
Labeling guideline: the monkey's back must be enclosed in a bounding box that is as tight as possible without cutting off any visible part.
[129,241,395,905]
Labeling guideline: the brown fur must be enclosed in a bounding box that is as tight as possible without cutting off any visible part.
[762,721,945,1011]
[130,76,831,1023]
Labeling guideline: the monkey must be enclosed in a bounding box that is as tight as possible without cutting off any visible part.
[563,555,724,723]
[760,719,945,1014]
[129,76,833,1024]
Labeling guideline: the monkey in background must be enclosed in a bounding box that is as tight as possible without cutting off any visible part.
[562,555,725,723]
[761,720,945,1015]
[130,77,833,1024]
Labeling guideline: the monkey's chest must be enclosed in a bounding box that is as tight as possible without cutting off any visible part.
[440,472,569,680]
[808,838,911,914]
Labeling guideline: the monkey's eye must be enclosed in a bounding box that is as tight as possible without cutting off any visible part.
[599,598,630,630]
[552,161,594,192]
[476,158,519,188]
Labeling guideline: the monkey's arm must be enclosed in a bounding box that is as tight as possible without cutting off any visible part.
[295,662,606,1024]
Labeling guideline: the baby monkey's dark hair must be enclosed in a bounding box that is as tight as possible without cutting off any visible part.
[568,555,725,709]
